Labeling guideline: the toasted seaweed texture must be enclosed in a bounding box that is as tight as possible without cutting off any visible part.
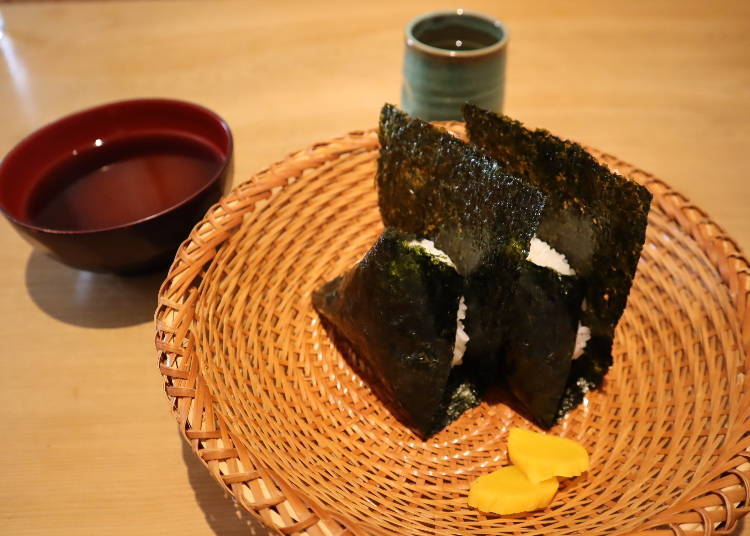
[463,104,652,418]
[430,371,482,437]
[376,103,546,374]
[505,262,585,428]
[312,229,474,438]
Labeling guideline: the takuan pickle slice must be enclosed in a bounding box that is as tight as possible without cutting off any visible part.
[508,427,590,484]
[468,465,559,515]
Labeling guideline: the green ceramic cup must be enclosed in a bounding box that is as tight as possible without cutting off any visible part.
[401,9,508,121]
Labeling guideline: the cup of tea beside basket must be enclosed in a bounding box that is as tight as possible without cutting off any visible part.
[401,9,508,121]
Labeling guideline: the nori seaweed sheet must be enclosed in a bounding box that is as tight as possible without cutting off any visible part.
[505,262,585,428]
[434,372,482,436]
[312,229,478,438]
[463,104,652,419]
[376,104,546,377]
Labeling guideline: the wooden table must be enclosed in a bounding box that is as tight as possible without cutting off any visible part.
[1,1,748,534]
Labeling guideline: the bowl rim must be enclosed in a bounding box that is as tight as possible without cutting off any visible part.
[0,97,233,235]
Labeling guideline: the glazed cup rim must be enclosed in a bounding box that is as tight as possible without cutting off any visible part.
[404,9,509,59]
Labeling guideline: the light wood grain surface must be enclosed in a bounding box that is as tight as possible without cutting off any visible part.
[0,1,748,535]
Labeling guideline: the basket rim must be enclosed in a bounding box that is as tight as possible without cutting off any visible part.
[155,125,750,536]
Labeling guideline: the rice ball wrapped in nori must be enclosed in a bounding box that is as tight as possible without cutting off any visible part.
[509,255,586,428]
[463,105,652,420]
[312,229,479,438]
[376,104,546,381]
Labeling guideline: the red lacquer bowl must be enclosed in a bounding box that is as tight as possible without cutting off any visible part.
[0,98,232,273]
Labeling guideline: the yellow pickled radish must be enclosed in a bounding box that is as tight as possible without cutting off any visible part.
[468,465,558,515]
[508,427,589,484]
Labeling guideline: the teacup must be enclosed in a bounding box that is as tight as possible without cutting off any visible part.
[401,9,508,121]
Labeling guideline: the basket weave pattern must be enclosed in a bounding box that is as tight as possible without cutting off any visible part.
[156,126,750,536]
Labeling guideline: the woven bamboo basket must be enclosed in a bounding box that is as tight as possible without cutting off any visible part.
[155,124,750,536]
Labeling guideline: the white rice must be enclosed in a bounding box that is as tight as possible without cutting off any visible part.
[408,239,455,268]
[407,239,468,367]
[572,324,591,360]
[452,296,469,367]
[527,237,575,276]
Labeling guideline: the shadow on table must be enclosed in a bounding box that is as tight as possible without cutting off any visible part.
[24,250,166,328]
[181,439,270,536]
